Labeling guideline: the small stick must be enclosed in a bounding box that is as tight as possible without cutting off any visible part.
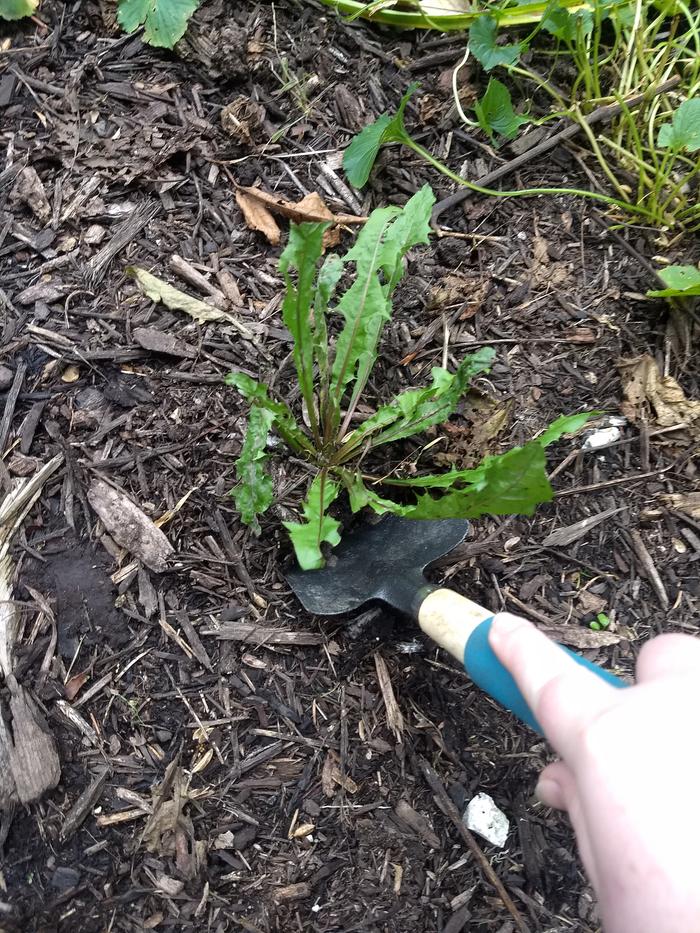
[0,360,27,455]
[629,530,670,610]
[432,76,681,224]
[416,757,530,933]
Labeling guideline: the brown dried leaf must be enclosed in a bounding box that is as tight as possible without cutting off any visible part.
[64,670,89,702]
[619,354,700,440]
[11,166,51,224]
[235,185,365,247]
[236,187,281,245]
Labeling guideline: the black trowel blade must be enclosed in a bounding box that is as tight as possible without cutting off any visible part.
[286,515,469,616]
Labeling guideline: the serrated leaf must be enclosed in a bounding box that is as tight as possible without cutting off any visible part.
[541,3,593,42]
[469,16,523,72]
[331,186,434,409]
[284,473,342,570]
[343,85,418,189]
[0,0,38,20]
[231,405,276,534]
[646,264,700,299]
[657,99,700,153]
[225,372,313,455]
[117,0,199,48]
[339,470,408,516]
[340,348,495,456]
[474,78,529,143]
[407,442,552,519]
[279,222,328,439]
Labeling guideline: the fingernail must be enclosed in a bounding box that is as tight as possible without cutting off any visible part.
[489,613,525,645]
[535,777,560,806]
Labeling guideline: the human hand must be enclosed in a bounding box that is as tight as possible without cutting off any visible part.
[489,612,700,933]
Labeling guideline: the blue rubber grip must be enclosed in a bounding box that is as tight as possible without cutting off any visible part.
[464,617,627,733]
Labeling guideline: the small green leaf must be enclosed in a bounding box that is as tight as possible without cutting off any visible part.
[341,348,495,455]
[541,3,593,43]
[535,411,596,446]
[343,115,393,189]
[647,264,700,299]
[474,78,529,143]
[225,372,313,455]
[284,473,342,570]
[343,85,418,189]
[117,0,199,48]
[469,16,523,72]
[0,0,38,20]
[657,99,700,153]
[231,405,276,534]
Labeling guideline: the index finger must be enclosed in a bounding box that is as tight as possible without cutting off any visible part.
[488,613,620,761]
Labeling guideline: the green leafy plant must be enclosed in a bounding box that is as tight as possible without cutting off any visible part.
[0,0,38,20]
[227,187,592,569]
[343,85,655,221]
[647,265,700,299]
[117,0,199,48]
[463,1,700,230]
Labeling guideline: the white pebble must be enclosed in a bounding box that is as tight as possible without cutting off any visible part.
[464,793,509,848]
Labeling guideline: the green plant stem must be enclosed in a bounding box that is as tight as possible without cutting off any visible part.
[402,137,657,221]
[314,0,601,30]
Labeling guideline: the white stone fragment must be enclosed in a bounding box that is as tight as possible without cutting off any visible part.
[582,426,621,451]
[464,793,509,848]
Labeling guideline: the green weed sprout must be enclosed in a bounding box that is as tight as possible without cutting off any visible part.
[227,188,592,569]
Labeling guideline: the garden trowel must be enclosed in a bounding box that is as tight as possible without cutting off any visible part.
[287,515,624,732]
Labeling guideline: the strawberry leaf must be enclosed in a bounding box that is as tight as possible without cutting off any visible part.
[469,16,524,72]
[0,0,38,21]
[117,0,199,49]
[657,99,700,153]
[647,264,700,298]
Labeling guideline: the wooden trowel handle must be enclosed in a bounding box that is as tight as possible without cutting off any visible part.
[417,588,625,733]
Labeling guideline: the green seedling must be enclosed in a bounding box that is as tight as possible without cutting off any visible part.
[0,0,38,19]
[473,78,531,144]
[228,187,592,569]
[647,265,700,300]
[117,0,199,48]
[590,612,611,631]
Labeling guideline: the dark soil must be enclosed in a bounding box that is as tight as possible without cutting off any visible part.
[1,2,699,932]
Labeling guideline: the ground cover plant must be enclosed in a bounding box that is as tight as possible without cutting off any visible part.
[342,0,700,231]
[227,186,591,569]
